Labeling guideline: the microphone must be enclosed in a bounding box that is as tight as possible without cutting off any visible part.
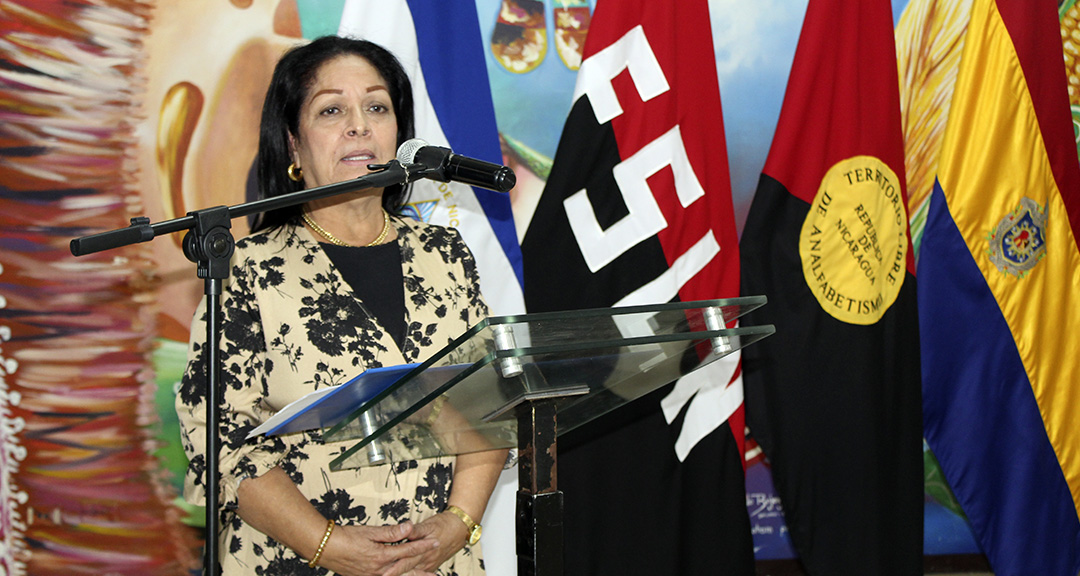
[396,138,516,192]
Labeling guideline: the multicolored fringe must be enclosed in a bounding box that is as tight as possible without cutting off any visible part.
[0,1,201,573]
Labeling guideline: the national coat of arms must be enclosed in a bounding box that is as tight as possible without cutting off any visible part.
[987,196,1047,277]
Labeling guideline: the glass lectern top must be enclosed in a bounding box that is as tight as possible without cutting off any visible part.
[259,298,774,470]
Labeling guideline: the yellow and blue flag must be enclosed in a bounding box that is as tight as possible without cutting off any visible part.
[919,0,1080,573]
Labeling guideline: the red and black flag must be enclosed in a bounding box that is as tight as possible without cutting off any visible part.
[520,0,752,573]
[739,0,923,574]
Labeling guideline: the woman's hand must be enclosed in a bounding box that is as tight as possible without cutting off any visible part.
[318,521,440,576]
[393,446,508,572]
[402,511,470,572]
[237,468,440,576]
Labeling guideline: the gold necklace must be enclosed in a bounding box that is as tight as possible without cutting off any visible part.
[302,208,390,247]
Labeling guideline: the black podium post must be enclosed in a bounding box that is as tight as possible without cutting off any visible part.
[515,399,562,576]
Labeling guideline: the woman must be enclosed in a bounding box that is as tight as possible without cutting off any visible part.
[177,36,506,576]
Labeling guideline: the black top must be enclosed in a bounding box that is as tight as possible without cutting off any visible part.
[321,240,407,350]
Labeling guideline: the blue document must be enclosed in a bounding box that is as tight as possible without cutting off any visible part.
[248,363,419,438]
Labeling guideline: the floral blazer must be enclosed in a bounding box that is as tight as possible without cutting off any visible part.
[177,216,488,575]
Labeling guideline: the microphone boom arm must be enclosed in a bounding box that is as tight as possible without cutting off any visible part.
[70,160,412,256]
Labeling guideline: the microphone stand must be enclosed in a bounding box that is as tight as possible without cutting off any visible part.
[70,161,417,576]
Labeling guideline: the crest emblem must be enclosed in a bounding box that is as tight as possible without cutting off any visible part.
[798,156,908,325]
[401,199,439,223]
[987,196,1047,277]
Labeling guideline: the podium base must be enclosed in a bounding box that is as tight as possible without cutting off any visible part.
[515,490,564,576]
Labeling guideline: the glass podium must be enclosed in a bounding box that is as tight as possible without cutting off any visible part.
[256,298,775,576]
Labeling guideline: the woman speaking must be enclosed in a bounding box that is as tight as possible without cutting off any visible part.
[177,35,506,576]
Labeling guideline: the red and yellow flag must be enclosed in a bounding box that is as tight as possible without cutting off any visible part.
[919,0,1080,573]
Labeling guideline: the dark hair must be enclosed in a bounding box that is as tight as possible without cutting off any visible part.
[251,36,415,232]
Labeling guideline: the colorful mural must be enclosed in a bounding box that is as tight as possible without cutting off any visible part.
[0,1,203,573]
[7,0,1077,572]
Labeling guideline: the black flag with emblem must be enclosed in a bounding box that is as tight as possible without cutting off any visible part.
[738,0,923,574]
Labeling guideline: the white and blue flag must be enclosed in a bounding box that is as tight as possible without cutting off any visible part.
[339,0,525,316]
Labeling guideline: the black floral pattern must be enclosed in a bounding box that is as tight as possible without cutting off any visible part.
[177,218,488,575]
[268,323,303,372]
[414,461,452,512]
[379,498,410,522]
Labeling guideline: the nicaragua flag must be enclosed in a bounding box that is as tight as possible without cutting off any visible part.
[335,4,524,575]
[918,0,1080,574]
[337,0,525,317]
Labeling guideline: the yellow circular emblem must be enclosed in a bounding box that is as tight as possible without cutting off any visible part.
[799,156,908,325]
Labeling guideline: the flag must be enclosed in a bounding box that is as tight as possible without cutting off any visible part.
[338,0,525,316]
[738,0,924,573]
[336,3,525,573]
[520,0,752,573]
[918,0,1080,573]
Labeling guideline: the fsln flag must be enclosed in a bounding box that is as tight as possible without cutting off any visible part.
[739,0,924,574]
[338,0,525,317]
[918,0,1080,573]
[520,0,752,573]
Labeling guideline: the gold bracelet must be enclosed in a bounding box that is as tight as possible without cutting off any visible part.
[445,505,482,545]
[308,519,335,568]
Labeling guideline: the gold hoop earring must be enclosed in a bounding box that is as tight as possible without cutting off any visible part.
[287,163,303,182]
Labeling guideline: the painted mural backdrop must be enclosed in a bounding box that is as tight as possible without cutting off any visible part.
[3,0,1077,572]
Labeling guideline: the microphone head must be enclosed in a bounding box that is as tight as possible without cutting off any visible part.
[493,166,517,193]
[396,138,429,164]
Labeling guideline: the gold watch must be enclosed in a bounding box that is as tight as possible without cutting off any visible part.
[445,505,482,545]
